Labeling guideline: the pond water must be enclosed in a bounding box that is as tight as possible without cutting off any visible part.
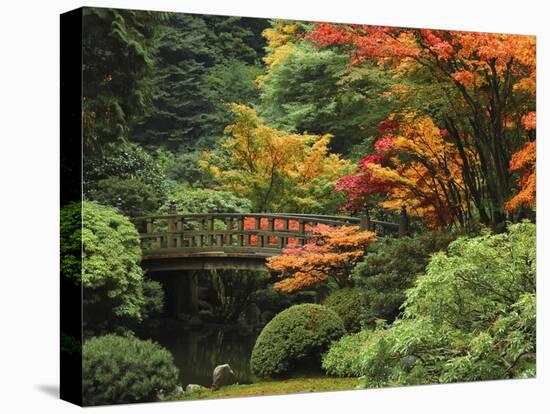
[143,325,260,387]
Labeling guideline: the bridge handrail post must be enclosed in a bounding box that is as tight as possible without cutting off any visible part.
[146,218,154,234]
[299,219,306,246]
[237,216,245,247]
[360,209,370,231]
[167,215,176,248]
[207,216,215,246]
[280,218,289,249]
[225,217,234,246]
[254,217,263,247]
[398,206,409,237]
[267,218,275,246]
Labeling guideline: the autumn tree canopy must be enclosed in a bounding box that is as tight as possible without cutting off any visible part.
[267,225,376,293]
[337,113,469,228]
[308,24,536,227]
[200,104,353,213]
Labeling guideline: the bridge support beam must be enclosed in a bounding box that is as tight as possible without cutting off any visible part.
[398,207,410,237]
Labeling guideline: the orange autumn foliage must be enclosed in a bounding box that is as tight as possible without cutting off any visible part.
[308,24,536,92]
[522,112,536,131]
[310,24,536,224]
[267,225,375,293]
[375,114,468,227]
[337,113,469,228]
[506,141,536,212]
[506,111,536,212]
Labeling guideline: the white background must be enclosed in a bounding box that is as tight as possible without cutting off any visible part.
[0,0,547,412]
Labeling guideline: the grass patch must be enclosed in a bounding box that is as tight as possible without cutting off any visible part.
[168,376,360,401]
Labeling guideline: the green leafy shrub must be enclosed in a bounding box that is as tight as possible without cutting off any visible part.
[159,187,252,214]
[163,150,206,186]
[90,177,162,216]
[323,288,363,333]
[250,287,293,313]
[338,222,536,387]
[250,304,345,376]
[84,142,166,195]
[61,201,160,334]
[353,230,455,327]
[322,330,372,376]
[140,280,165,319]
[82,335,179,405]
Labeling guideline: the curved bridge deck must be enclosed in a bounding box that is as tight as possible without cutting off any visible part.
[132,213,402,271]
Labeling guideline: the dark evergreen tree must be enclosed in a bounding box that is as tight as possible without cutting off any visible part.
[82,8,165,152]
[131,14,269,152]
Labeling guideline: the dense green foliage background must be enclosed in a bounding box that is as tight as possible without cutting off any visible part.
[353,231,455,327]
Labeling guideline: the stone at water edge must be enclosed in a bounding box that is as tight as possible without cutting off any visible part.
[186,384,207,393]
[212,364,237,389]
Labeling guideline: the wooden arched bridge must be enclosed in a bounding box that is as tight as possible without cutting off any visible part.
[132,211,408,271]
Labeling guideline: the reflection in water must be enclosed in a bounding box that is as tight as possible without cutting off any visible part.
[144,326,259,387]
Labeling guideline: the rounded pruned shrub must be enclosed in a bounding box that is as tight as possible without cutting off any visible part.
[250,304,345,377]
[323,288,363,333]
[82,335,179,406]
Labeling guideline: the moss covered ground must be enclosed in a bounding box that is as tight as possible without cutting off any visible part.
[167,376,360,401]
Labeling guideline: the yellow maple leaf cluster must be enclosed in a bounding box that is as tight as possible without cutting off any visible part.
[200,104,353,213]
[371,113,469,227]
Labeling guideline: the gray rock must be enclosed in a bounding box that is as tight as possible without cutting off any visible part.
[212,364,236,389]
[186,384,207,393]
[400,355,418,371]
[174,385,185,395]
[156,389,166,400]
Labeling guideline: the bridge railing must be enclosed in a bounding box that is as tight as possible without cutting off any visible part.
[131,212,403,257]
